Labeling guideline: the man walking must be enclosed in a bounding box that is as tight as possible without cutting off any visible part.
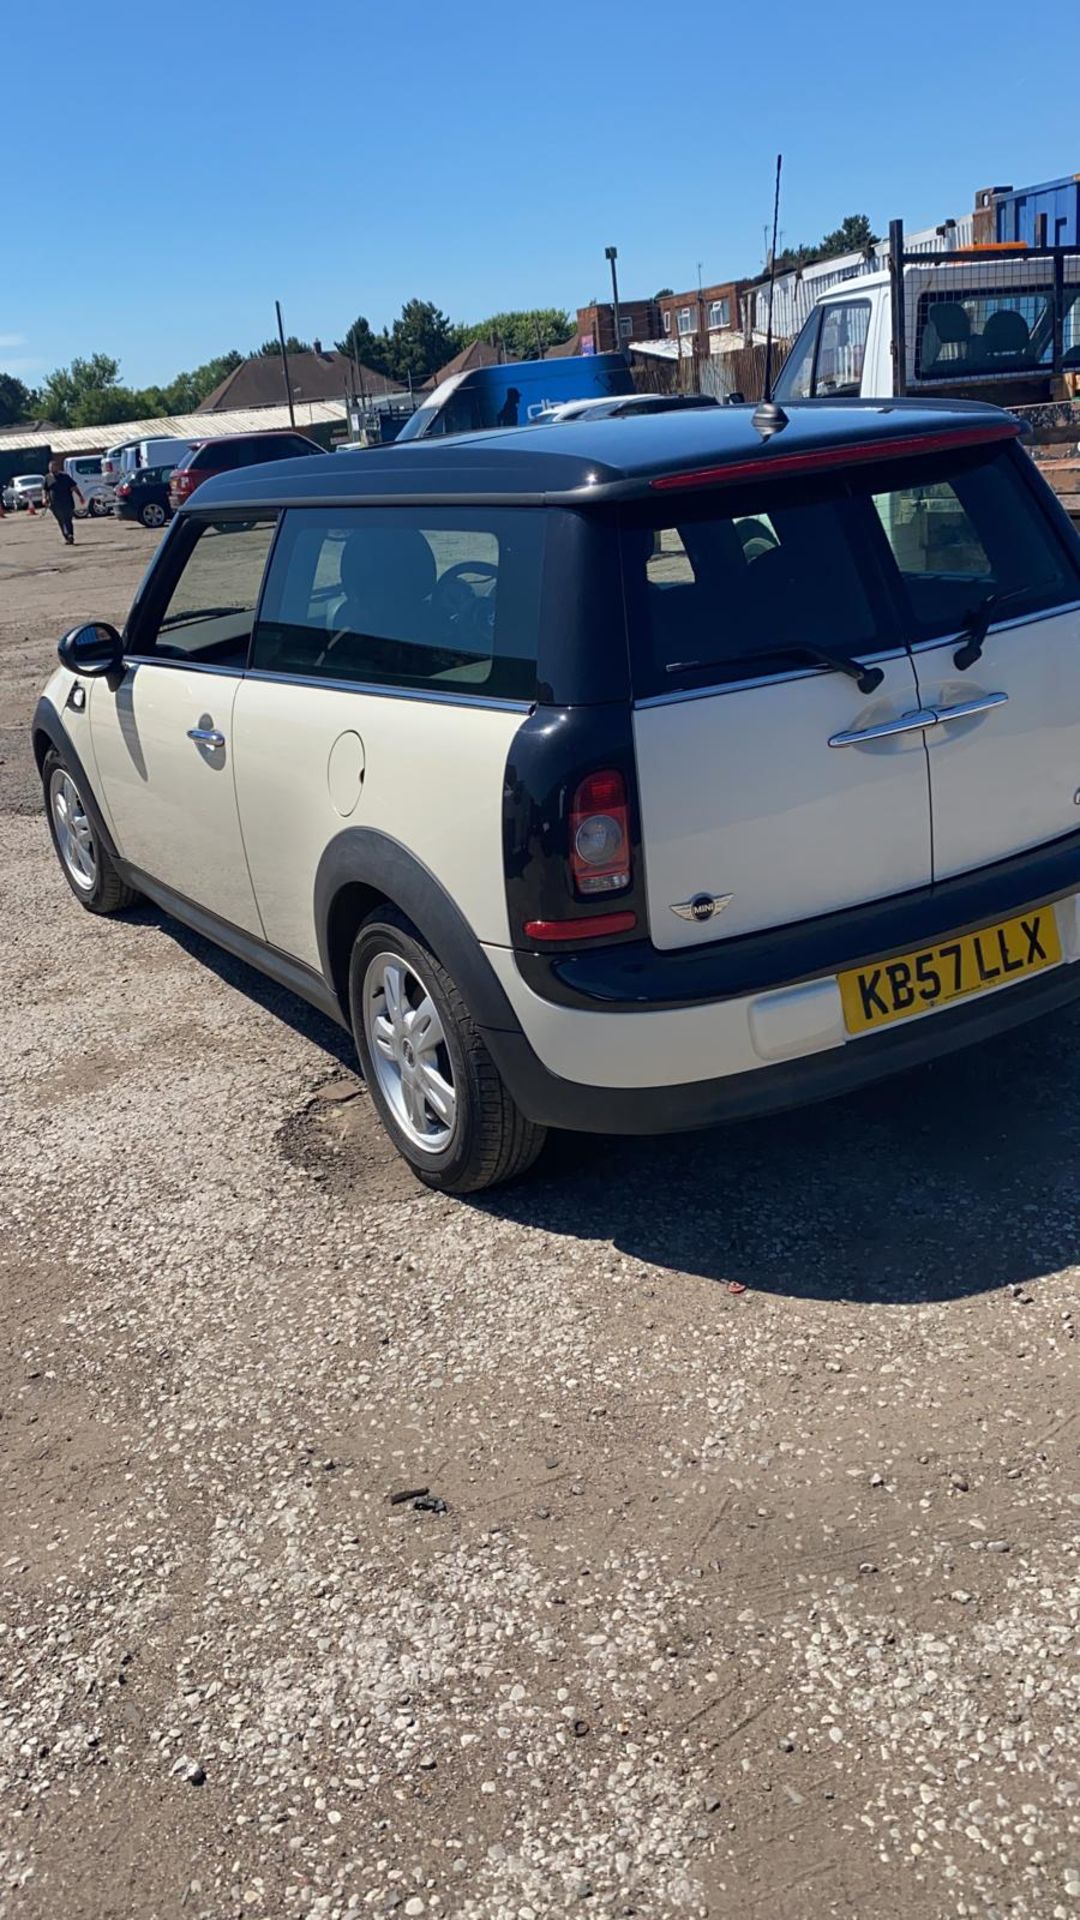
[44,459,83,546]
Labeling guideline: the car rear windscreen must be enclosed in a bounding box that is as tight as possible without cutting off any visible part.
[620,442,1080,698]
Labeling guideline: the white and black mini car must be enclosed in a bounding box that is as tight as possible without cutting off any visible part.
[33,398,1080,1191]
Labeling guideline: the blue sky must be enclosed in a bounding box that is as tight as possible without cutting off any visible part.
[4,0,1078,391]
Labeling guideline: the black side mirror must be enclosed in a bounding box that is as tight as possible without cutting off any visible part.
[57,622,124,677]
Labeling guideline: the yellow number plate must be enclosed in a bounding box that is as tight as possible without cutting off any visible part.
[839,905,1062,1036]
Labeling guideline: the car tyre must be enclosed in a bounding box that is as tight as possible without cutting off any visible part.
[349,906,546,1194]
[89,495,110,517]
[42,748,138,914]
[140,501,166,529]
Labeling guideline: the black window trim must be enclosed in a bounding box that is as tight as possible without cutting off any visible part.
[243,665,532,715]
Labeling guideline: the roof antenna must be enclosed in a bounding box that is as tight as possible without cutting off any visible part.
[755,152,789,441]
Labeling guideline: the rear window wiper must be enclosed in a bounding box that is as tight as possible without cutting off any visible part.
[666,641,884,695]
[953,586,1038,671]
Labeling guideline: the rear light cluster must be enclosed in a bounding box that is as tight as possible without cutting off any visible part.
[570,770,631,895]
[170,468,197,498]
[116,482,131,498]
[523,768,636,944]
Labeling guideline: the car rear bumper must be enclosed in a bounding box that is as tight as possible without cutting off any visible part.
[518,820,1080,1013]
[484,946,1080,1133]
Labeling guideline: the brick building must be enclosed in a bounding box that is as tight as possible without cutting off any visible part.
[574,296,664,353]
[656,280,747,356]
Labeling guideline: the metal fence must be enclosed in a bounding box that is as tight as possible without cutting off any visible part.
[888,220,1080,396]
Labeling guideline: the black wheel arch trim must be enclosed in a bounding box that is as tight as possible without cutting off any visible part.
[314,828,526,1036]
[31,696,121,864]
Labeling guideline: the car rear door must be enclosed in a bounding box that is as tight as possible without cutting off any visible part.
[89,514,278,934]
[870,439,1080,882]
[623,475,933,952]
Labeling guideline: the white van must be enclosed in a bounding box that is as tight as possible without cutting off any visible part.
[64,455,113,518]
[117,437,198,477]
[101,441,140,485]
[773,257,1080,407]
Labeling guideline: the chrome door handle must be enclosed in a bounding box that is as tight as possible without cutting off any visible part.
[828,708,938,748]
[187,726,225,747]
[931,691,1008,724]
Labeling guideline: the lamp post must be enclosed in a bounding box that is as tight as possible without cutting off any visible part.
[275,299,297,429]
[605,245,622,353]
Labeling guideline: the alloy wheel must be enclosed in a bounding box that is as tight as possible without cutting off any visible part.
[362,951,457,1153]
[49,768,96,892]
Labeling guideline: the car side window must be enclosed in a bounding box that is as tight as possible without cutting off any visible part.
[141,518,278,667]
[252,506,545,701]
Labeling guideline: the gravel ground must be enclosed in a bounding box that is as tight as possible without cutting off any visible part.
[1,509,1079,1920]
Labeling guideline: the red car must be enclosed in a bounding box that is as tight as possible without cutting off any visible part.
[169,430,324,512]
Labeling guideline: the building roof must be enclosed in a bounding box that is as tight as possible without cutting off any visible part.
[423,338,512,391]
[198,349,400,412]
[544,334,583,358]
[0,399,350,458]
[190,398,1016,513]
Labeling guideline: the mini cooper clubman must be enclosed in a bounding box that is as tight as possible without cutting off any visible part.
[33,399,1080,1192]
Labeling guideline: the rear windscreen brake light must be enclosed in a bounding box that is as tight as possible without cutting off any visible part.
[650,422,1019,493]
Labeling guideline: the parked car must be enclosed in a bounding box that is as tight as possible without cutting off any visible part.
[32,399,1080,1193]
[114,465,174,528]
[532,393,719,424]
[168,431,324,511]
[64,456,114,518]
[4,474,46,511]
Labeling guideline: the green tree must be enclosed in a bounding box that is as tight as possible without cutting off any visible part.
[457,308,573,359]
[0,371,36,426]
[819,213,879,258]
[774,212,879,273]
[36,354,124,427]
[161,350,243,413]
[384,300,458,384]
[256,335,311,358]
[70,385,152,428]
[653,287,674,299]
[335,314,390,375]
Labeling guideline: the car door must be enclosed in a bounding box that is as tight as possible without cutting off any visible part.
[624,480,933,952]
[869,442,1080,882]
[89,513,278,935]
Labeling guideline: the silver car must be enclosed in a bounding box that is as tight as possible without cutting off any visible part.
[3,474,46,511]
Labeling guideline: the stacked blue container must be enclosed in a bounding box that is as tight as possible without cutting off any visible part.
[995,176,1080,248]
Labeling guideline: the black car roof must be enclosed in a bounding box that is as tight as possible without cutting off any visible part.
[185,397,1017,513]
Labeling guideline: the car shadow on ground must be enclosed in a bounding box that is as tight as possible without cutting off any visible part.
[483,1009,1080,1303]
[147,910,355,1069]
[149,904,1080,1305]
